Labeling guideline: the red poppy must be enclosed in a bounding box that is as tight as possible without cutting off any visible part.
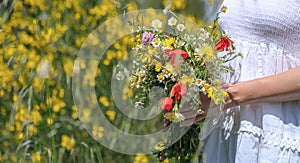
[171,81,187,101]
[160,97,173,111]
[164,49,188,66]
[215,36,234,51]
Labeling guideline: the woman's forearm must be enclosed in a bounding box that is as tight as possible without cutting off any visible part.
[241,90,300,105]
[226,66,300,104]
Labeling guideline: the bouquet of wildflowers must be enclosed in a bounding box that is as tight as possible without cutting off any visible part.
[127,7,241,161]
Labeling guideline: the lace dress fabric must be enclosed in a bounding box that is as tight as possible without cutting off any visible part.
[203,0,300,163]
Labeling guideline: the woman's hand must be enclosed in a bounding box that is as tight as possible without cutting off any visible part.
[224,66,300,105]
[179,93,210,127]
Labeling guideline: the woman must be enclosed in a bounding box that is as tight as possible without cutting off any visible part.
[202,0,300,162]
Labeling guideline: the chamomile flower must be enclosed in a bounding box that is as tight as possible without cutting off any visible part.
[157,74,165,82]
[138,70,146,81]
[195,79,204,86]
[162,69,171,78]
[168,16,177,26]
[134,44,143,51]
[116,71,125,80]
[135,101,144,109]
[176,40,185,47]
[200,87,206,94]
[151,38,161,48]
[151,19,162,29]
[199,28,209,41]
[176,24,185,32]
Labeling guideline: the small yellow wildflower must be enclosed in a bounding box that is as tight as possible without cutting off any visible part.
[30,110,42,125]
[31,152,41,163]
[92,125,104,139]
[3,141,9,148]
[133,153,148,163]
[16,132,24,141]
[46,118,53,125]
[29,125,38,136]
[155,64,162,72]
[165,37,175,48]
[99,96,110,107]
[203,84,211,90]
[61,135,75,151]
[221,6,227,13]
[106,110,116,121]
[201,45,215,61]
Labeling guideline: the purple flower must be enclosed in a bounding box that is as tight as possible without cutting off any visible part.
[141,32,154,45]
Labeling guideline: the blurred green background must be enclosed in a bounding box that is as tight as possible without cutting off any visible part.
[0,0,221,162]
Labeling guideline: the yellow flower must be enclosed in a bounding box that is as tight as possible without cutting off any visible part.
[133,153,148,163]
[106,110,116,121]
[203,84,211,90]
[201,45,215,61]
[16,132,24,141]
[72,105,78,119]
[61,135,75,151]
[162,158,169,163]
[32,152,41,163]
[165,37,175,48]
[47,118,53,125]
[30,110,42,125]
[92,125,104,139]
[155,64,162,72]
[63,57,74,77]
[221,6,227,13]
[99,96,110,107]
[29,125,38,136]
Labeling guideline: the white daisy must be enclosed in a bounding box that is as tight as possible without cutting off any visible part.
[151,38,161,48]
[177,40,185,47]
[157,73,165,82]
[200,87,206,94]
[198,28,209,41]
[151,19,162,29]
[168,16,177,26]
[195,79,204,86]
[176,24,185,32]
[135,101,144,109]
[116,71,125,80]
[138,70,147,81]
[162,69,171,78]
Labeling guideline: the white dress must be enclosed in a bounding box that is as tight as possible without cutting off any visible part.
[203,0,300,162]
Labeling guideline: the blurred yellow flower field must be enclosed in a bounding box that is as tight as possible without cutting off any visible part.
[0,0,215,162]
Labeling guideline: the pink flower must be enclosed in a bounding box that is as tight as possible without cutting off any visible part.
[141,32,154,45]
[171,82,187,101]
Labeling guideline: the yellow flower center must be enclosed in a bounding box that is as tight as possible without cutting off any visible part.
[158,75,164,80]
[140,73,145,78]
